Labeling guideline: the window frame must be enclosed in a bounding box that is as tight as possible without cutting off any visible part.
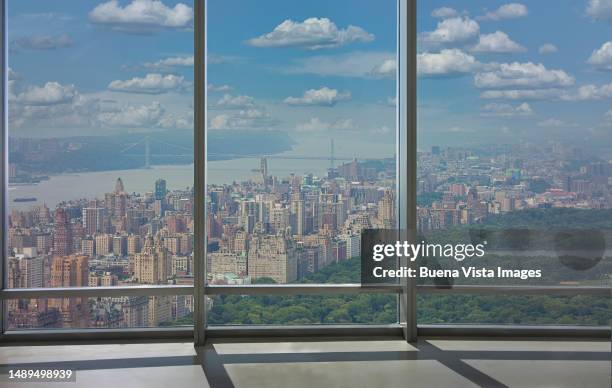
[0,0,609,344]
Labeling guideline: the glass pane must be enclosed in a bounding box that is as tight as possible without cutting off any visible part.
[205,0,398,292]
[209,294,396,325]
[6,1,194,328]
[417,1,611,323]
[419,294,610,326]
[7,295,193,329]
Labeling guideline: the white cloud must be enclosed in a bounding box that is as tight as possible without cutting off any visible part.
[208,54,241,64]
[158,110,193,129]
[431,7,458,18]
[480,89,563,100]
[9,78,192,132]
[9,79,103,130]
[539,43,558,54]
[387,96,397,107]
[418,49,480,76]
[17,82,77,105]
[216,94,255,109]
[246,17,374,50]
[370,59,397,78]
[209,108,275,130]
[420,17,480,45]
[8,67,19,81]
[108,73,189,94]
[371,125,392,134]
[481,102,533,117]
[97,101,165,127]
[329,118,354,130]
[7,68,20,101]
[295,117,355,132]
[586,0,612,22]
[601,109,612,128]
[566,83,612,100]
[471,31,525,53]
[18,12,75,22]
[89,0,193,32]
[284,51,395,78]
[474,62,574,89]
[480,3,528,21]
[207,84,233,92]
[538,118,570,127]
[144,55,193,70]
[10,94,101,130]
[11,34,72,51]
[284,87,351,106]
[481,83,612,101]
[599,115,612,130]
[587,41,612,70]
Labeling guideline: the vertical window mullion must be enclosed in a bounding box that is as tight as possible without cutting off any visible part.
[398,0,417,342]
[0,0,7,337]
[193,0,207,346]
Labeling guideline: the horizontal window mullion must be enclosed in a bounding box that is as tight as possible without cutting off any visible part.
[2,284,607,299]
[417,324,611,339]
[3,324,608,342]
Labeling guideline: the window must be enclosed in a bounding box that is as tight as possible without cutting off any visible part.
[416,0,611,325]
[6,0,194,329]
[204,0,401,325]
[1,0,607,342]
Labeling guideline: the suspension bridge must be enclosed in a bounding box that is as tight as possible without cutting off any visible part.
[120,137,353,168]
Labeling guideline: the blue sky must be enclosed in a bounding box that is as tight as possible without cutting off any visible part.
[7,0,612,153]
[417,1,612,149]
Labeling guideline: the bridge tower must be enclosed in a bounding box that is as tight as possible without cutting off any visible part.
[145,136,150,169]
[330,138,335,171]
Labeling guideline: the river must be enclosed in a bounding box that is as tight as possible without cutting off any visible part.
[9,136,395,210]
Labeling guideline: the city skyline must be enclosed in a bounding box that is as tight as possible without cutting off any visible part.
[7,137,611,329]
[4,0,611,331]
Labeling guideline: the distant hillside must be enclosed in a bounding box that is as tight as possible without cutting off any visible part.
[10,130,294,174]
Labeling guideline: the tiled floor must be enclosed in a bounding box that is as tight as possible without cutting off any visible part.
[1,337,610,388]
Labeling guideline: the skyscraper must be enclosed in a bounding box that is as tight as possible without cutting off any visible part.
[240,200,259,234]
[290,198,305,236]
[53,208,72,257]
[155,178,167,201]
[247,232,297,284]
[133,234,170,284]
[106,178,128,218]
[83,207,105,236]
[95,234,112,256]
[260,158,268,180]
[378,189,395,229]
[127,235,141,255]
[49,255,90,327]
[115,177,125,193]
[7,254,43,288]
[113,235,127,256]
[81,237,95,257]
[50,255,89,288]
